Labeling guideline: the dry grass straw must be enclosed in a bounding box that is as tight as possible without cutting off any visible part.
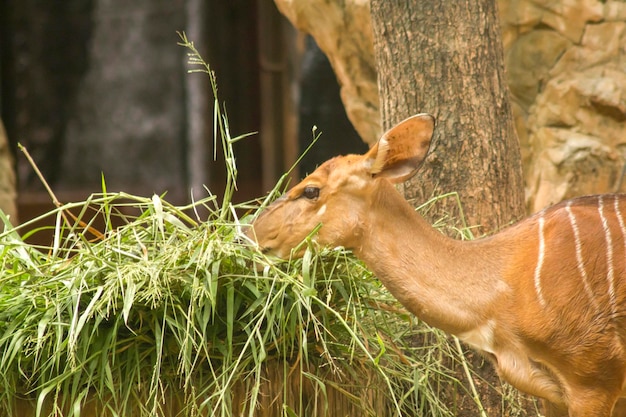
[0,33,535,417]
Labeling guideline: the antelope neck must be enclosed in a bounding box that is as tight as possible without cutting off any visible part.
[353,182,509,335]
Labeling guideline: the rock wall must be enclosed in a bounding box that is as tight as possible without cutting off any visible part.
[297,36,367,176]
[502,0,626,211]
[273,0,380,145]
[275,0,626,212]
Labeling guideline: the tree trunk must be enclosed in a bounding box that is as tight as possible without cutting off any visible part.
[371,2,530,415]
[371,0,524,236]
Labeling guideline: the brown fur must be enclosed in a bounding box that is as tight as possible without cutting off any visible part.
[247,114,626,417]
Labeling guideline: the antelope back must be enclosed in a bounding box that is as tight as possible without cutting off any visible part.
[520,194,626,322]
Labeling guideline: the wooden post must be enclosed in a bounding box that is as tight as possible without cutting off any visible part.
[257,0,298,192]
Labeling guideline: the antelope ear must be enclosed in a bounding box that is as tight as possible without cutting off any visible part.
[364,113,435,183]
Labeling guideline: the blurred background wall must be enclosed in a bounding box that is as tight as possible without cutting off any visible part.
[0,0,362,231]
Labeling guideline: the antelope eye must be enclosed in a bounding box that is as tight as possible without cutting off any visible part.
[302,186,320,200]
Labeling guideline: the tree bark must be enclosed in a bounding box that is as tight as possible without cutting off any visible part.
[371,0,524,236]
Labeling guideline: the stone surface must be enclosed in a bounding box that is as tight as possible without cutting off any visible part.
[274,0,626,212]
[297,36,367,176]
[274,0,380,145]
[505,30,571,110]
[526,127,620,209]
[524,19,626,211]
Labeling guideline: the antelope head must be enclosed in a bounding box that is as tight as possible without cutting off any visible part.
[247,114,435,258]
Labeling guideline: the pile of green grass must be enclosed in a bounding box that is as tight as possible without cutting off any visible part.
[0,34,533,417]
[0,189,461,417]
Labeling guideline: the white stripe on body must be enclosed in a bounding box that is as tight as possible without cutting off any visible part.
[565,201,600,312]
[534,214,547,307]
[614,196,626,317]
[598,196,617,321]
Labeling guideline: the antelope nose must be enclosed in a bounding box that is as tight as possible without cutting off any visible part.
[236,224,257,246]
[234,233,246,245]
